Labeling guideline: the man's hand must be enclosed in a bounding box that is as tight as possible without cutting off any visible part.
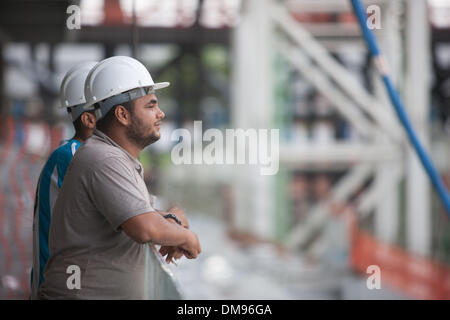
[180,230,201,259]
[158,206,195,264]
[159,229,201,262]
[159,246,185,264]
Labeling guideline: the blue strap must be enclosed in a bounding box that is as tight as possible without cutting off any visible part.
[349,0,450,215]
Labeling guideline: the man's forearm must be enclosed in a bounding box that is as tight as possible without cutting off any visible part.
[121,211,189,246]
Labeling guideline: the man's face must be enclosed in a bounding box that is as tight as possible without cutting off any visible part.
[125,93,165,149]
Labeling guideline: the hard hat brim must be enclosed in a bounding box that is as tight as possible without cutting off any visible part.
[153,82,170,90]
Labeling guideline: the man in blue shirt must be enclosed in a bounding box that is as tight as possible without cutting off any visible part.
[30,61,97,299]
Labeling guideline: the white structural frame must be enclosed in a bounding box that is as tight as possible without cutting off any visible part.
[232,0,432,256]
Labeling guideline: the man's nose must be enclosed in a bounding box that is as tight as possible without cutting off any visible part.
[158,107,165,119]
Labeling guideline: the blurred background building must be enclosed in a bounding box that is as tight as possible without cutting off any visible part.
[0,0,449,299]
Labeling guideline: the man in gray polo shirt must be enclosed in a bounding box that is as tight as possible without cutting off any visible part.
[38,56,201,299]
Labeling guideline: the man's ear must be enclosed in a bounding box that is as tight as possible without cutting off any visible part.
[80,112,96,129]
[114,105,131,126]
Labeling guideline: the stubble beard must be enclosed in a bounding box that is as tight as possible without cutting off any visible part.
[125,114,160,149]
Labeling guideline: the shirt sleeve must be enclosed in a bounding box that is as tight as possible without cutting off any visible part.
[89,156,154,231]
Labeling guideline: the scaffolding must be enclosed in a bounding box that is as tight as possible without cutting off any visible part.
[231,0,449,299]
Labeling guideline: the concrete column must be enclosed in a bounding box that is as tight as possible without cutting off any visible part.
[231,0,275,238]
[373,0,403,245]
[405,0,431,256]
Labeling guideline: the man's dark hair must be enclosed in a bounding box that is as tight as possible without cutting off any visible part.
[95,100,135,132]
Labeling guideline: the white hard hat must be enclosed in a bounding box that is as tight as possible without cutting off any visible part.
[59,61,98,122]
[84,56,170,120]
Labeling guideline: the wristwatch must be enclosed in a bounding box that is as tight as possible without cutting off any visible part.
[164,213,182,226]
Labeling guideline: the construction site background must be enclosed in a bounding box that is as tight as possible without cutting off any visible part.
[0,0,449,299]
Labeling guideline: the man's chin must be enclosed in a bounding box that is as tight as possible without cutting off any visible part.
[143,133,160,147]
[152,132,161,142]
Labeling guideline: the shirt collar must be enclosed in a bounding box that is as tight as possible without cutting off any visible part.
[92,129,143,175]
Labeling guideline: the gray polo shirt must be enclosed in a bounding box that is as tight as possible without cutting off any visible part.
[38,129,158,299]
